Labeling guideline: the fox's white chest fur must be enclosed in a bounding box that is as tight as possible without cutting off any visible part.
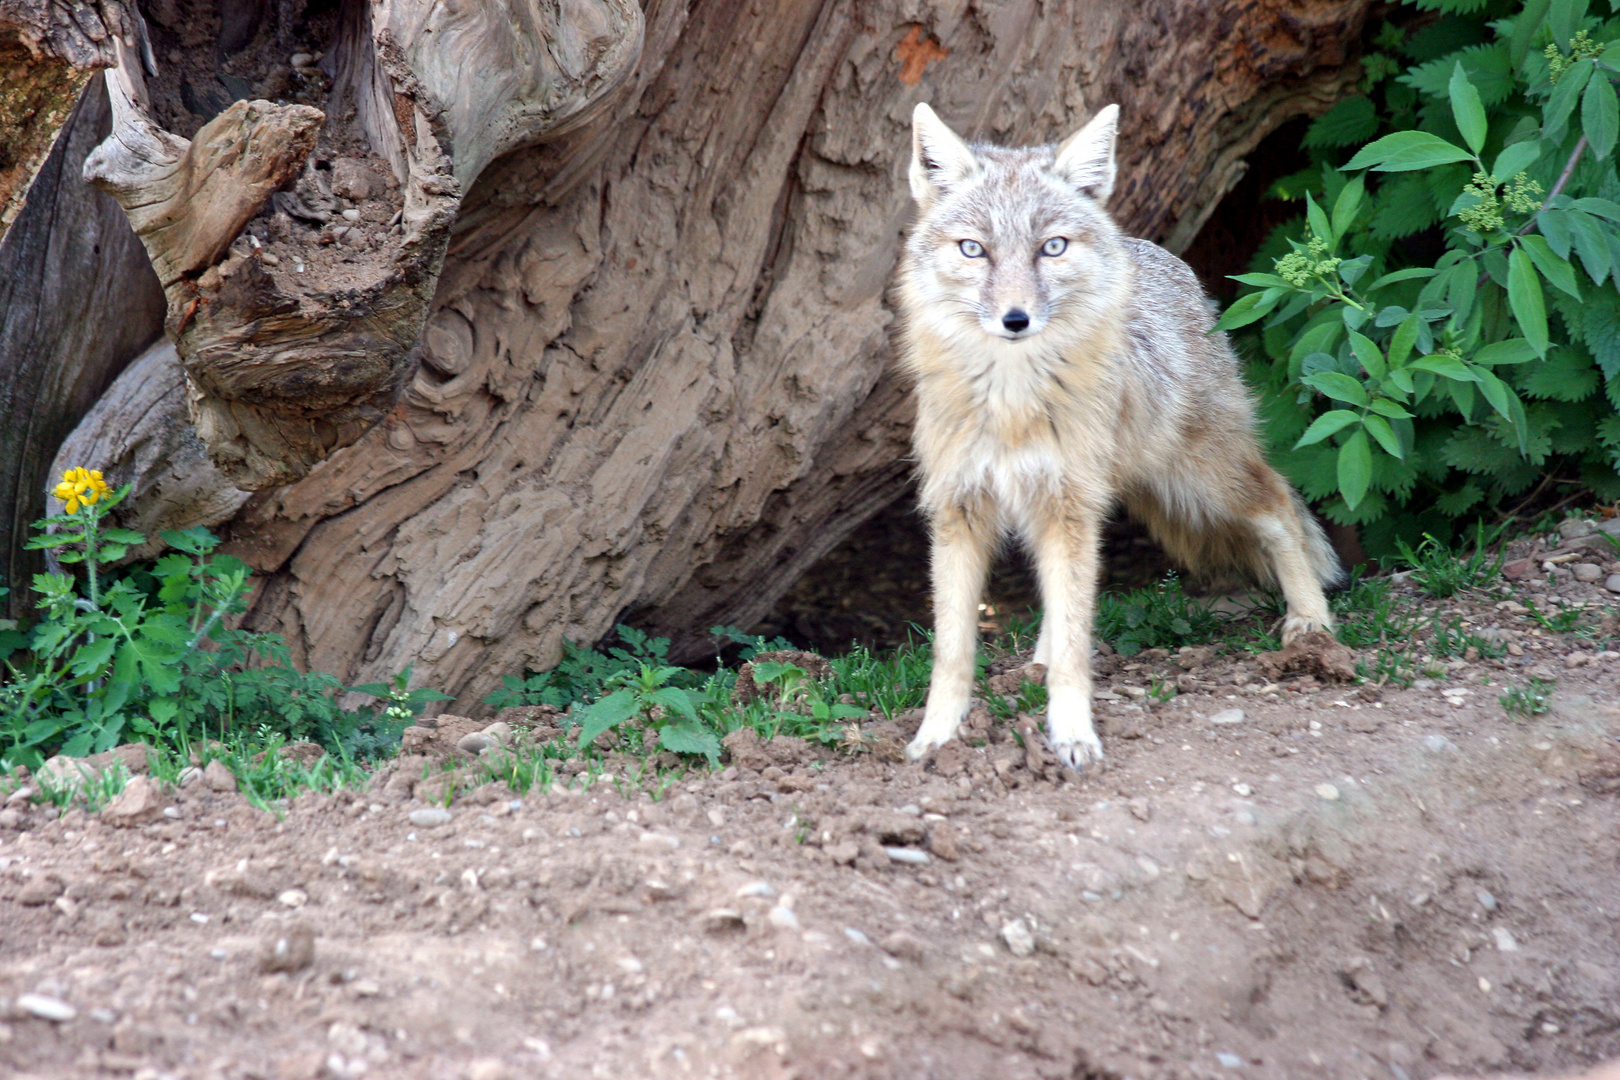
[908,323,1120,536]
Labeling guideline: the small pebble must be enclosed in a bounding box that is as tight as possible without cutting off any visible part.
[1492,927,1519,952]
[637,832,679,851]
[1315,783,1340,802]
[736,881,776,899]
[1216,1052,1243,1069]
[885,847,930,865]
[1209,708,1246,725]
[1423,735,1450,752]
[341,208,361,222]
[18,994,75,1022]
[1606,573,1620,594]
[843,927,872,946]
[1000,919,1035,957]
[408,808,453,828]
[1573,562,1603,583]
[768,905,800,931]
[1476,888,1497,912]
[1232,783,1252,796]
[700,908,745,934]
[278,888,309,908]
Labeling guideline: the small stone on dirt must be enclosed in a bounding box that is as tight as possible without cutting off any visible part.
[408,808,453,828]
[1492,927,1519,952]
[700,908,745,934]
[720,728,773,772]
[768,905,800,931]
[879,931,927,963]
[203,761,237,792]
[1606,573,1620,594]
[257,921,316,973]
[885,846,930,865]
[1315,783,1341,802]
[17,994,75,1022]
[1000,919,1035,957]
[1257,631,1357,683]
[1574,562,1604,583]
[18,874,63,906]
[100,775,163,827]
[1210,708,1246,725]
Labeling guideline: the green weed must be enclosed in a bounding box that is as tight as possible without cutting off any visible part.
[1500,678,1554,720]
[1395,523,1506,599]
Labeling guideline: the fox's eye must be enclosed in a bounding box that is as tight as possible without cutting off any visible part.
[1041,237,1068,257]
[958,239,985,258]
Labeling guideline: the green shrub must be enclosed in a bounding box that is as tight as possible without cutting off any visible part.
[1,472,406,767]
[1224,0,1620,556]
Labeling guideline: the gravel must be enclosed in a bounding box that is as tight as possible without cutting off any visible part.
[1000,919,1035,957]
[18,993,76,1022]
[1209,708,1247,725]
[407,808,453,828]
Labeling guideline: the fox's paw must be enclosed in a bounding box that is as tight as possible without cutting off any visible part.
[1281,612,1335,646]
[1049,731,1105,772]
[905,730,955,762]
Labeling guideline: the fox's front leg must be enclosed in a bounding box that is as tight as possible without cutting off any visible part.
[1029,501,1106,770]
[907,504,995,761]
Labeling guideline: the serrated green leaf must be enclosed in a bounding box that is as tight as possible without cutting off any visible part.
[1363,414,1405,459]
[1388,313,1423,368]
[1342,331,1380,380]
[1344,131,1474,172]
[1582,291,1620,379]
[1512,0,1553,66]
[1402,42,1514,105]
[1493,140,1543,181]
[1520,235,1582,299]
[1366,267,1439,291]
[1368,398,1415,418]
[1567,210,1613,285]
[1294,410,1361,447]
[1474,338,1539,365]
[1302,371,1369,406]
[1370,175,1443,241]
[1305,95,1378,149]
[1523,350,1601,400]
[1583,74,1620,160]
[1331,175,1365,241]
[646,686,699,722]
[1305,192,1332,246]
[1410,353,1480,380]
[1449,61,1488,154]
[1572,196,1620,222]
[1545,59,1593,143]
[1338,430,1373,510]
[1508,246,1549,355]
[577,689,641,746]
[1230,273,1293,288]
[658,722,721,761]
[1214,289,1282,331]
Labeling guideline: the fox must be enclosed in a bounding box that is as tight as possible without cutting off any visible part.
[896,102,1344,770]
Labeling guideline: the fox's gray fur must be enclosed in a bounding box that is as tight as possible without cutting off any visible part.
[896,103,1342,769]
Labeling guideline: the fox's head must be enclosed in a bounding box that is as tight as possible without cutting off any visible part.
[903,103,1128,347]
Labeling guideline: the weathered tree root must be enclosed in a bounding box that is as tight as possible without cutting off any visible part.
[70,0,640,492]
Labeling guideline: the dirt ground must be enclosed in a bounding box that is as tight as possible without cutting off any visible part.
[4,567,1620,1080]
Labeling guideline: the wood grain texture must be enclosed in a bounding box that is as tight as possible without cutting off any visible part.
[0,74,164,614]
[217,0,1371,704]
[0,0,129,239]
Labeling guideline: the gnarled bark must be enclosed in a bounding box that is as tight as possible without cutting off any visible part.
[0,0,128,238]
[76,0,641,490]
[190,0,1373,706]
[0,72,163,616]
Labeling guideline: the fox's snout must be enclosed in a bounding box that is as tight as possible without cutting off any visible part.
[1001,309,1030,334]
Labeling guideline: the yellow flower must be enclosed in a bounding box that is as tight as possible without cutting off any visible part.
[52,467,109,514]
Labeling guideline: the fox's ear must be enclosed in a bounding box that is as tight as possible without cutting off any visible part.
[1054,104,1119,203]
[910,103,976,204]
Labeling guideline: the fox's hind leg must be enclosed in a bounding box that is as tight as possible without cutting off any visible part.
[907,501,996,761]
[1027,496,1107,769]
[1131,457,1340,645]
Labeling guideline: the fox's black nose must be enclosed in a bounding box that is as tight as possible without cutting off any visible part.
[1002,309,1030,333]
